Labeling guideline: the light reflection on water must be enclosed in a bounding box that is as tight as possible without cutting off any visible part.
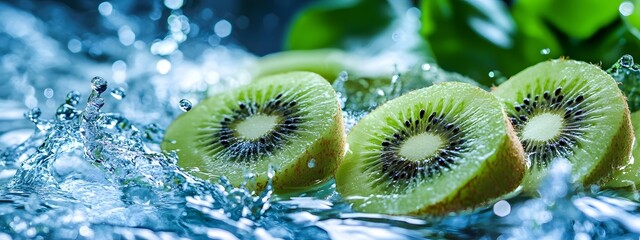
[1,1,640,239]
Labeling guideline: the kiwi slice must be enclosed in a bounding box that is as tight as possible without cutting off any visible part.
[243,49,395,83]
[247,49,349,82]
[336,82,525,215]
[162,72,345,193]
[492,59,633,191]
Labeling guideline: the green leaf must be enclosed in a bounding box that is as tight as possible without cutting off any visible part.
[286,0,394,50]
[420,0,560,86]
[515,0,623,39]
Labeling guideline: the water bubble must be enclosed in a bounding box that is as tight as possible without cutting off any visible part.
[540,48,551,55]
[98,2,113,16]
[488,70,507,84]
[620,1,634,16]
[24,107,41,123]
[179,99,192,112]
[91,76,108,93]
[620,54,634,68]
[66,91,81,106]
[164,0,184,10]
[43,88,54,98]
[493,200,511,217]
[214,19,232,38]
[156,59,172,74]
[307,159,316,168]
[110,87,126,100]
[421,63,432,71]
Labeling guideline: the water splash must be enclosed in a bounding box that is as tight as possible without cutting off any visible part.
[607,54,640,112]
[333,62,482,115]
[1,77,276,238]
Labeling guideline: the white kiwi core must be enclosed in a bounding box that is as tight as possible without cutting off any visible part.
[521,112,564,142]
[399,132,444,162]
[235,115,279,140]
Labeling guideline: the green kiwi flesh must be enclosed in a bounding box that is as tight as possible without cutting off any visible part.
[492,59,633,191]
[336,82,525,215]
[162,72,345,193]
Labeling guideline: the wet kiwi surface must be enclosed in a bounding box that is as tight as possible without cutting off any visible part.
[336,82,526,215]
[606,110,640,188]
[162,72,345,193]
[492,59,633,191]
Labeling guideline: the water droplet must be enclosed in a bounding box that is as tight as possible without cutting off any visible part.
[267,164,275,179]
[493,200,511,217]
[338,71,348,81]
[307,159,316,168]
[540,48,551,55]
[621,54,634,68]
[179,99,192,112]
[243,171,255,180]
[56,104,78,121]
[91,76,108,93]
[43,88,54,98]
[110,87,126,100]
[620,1,634,16]
[65,91,81,106]
[24,107,41,123]
[421,63,432,71]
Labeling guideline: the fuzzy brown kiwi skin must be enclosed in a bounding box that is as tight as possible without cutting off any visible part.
[255,102,346,193]
[584,104,633,186]
[414,112,526,215]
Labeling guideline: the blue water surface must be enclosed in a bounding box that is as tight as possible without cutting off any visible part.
[2,1,640,239]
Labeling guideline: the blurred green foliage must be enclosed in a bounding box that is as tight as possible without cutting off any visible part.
[286,0,640,86]
[286,0,394,50]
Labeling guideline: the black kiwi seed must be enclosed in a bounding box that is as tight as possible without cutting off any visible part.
[554,87,562,96]
[374,111,468,186]
[428,112,436,122]
[507,87,589,168]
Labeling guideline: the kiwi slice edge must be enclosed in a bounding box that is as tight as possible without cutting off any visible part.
[606,110,640,189]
